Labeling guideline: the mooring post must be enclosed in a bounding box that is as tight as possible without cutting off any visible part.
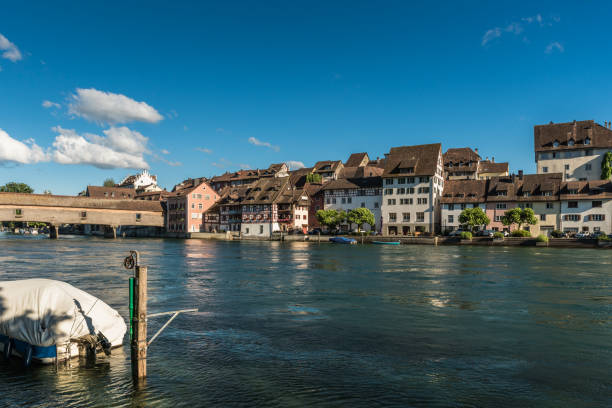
[131,264,147,380]
[49,225,59,239]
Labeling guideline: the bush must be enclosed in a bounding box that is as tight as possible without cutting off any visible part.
[459,231,472,240]
[598,234,611,241]
[536,234,549,243]
[493,231,504,239]
[511,229,531,237]
[550,230,564,238]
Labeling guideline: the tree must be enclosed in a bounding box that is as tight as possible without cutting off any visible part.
[103,178,116,187]
[601,151,612,180]
[458,207,490,232]
[316,209,346,230]
[501,207,537,230]
[306,173,322,183]
[347,208,375,232]
[0,182,34,193]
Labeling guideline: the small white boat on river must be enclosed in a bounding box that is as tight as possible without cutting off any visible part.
[0,279,126,365]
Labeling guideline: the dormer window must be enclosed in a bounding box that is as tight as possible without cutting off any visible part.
[585,137,591,145]
[496,191,507,196]
[568,189,578,194]
[542,191,552,196]
[568,139,575,146]
[553,140,559,148]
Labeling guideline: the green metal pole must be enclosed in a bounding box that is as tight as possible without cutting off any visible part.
[129,277,134,340]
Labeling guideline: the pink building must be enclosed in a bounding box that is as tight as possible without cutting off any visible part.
[167,178,219,233]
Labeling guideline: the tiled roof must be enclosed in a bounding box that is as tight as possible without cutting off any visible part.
[443,147,481,165]
[322,176,382,191]
[559,180,612,199]
[85,186,136,199]
[345,152,369,167]
[441,180,488,203]
[478,161,509,174]
[313,160,342,173]
[340,166,384,179]
[534,120,612,152]
[382,143,441,177]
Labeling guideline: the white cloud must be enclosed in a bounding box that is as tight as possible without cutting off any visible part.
[161,149,170,155]
[0,33,22,62]
[248,136,280,152]
[51,126,149,169]
[482,15,558,47]
[545,41,564,54]
[195,147,212,154]
[68,88,163,124]
[42,100,61,109]
[0,128,48,164]
[286,160,305,170]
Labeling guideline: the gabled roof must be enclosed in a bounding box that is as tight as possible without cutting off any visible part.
[478,161,509,174]
[382,143,441,177]
[313,160,343,174]
[559,180,612,199]
[441,179,488,203]
[340,166,384,179]
[322,176,382,191]
[345,152,369,167]
[85,186,136,199]
[443,148,481,165]
[534,120,612,152]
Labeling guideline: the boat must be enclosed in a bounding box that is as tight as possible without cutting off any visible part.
[372,241,401,245]
[329,237,357,244]
[0,279,126,365]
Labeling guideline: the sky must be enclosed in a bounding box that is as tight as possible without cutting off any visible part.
[1,1,612,194]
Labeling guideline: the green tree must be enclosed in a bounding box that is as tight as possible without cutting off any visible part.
[601,151,612,180]
[306,173,322,183]
[316,209,346,230]
[103,178,116,187]
[347,208,375,232]
[501,207,537,230]
[458,207,490,232]
[0,182,34,193]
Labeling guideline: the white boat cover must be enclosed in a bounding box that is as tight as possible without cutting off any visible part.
[0,279,126,350]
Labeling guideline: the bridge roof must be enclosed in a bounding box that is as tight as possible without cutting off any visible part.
[0,192,163,212]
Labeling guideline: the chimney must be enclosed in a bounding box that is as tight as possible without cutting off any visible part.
[492,156,495,163]
[518,170,523,180]
[475,148,479,155]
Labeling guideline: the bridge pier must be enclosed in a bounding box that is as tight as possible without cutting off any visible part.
[104,225,118,239]
[49,225,59,239]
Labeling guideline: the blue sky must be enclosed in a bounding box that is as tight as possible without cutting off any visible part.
[1,1,611,194]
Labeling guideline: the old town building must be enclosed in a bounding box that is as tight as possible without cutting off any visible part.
[443,147,509,180]
[166,178,219,233]
[535,120,612,181]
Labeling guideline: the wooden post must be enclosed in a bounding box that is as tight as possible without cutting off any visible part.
[131,265,147,380]
[49,225,59,239]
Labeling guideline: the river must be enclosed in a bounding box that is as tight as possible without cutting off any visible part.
[0,235,610,407]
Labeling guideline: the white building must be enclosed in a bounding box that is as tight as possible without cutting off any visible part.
[322,176,382,232]
[535,120,612,181]
[381,143,445,235]
[559,180,612,234]
[440,179,488,233]
[119,169,162,192]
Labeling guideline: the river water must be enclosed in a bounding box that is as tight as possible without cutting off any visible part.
[0,235,610,407]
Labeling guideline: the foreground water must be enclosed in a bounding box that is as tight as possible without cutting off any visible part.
[0,235,610,407]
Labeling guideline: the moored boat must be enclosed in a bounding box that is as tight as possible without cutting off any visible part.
[0,279,126,365]
[329,237,357,244]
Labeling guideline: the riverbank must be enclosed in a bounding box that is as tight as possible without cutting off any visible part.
[170,231,611,248]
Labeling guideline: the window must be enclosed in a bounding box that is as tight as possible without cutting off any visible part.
[542,191,552,196]
[15,209,22,216]
[398,188,405,194]
[403,213,410,222]
[553,140,559,147]
[384,189,393,195]
[136,213,142,221]
[542,167,548,173]
[448,204,454,210]
[332,198,337,204]
[197,194,202,199]
[590,214,605,221]
[388,213,397,222]
[586,164,592,171]
[460,203,466,210]
[416,212,425,222]
[540,214,546,221]
[496,203,507,209]
[408,188,415,194]
[418,187,430,194]
[448,215,454,223]
[246,228,250,234]
[385,178,393,185]
[567,201,578,208]
[400,198,412,205]
[296,215,300,220]
[191,203,195,209]
[568,139,575,146]
[494,215,502,222]
[198,203,202,209]
[419,176,430,183]
[565,164,570,170]
[387,199,396,205]
[398,178,406,184]
[564,214,580,221]
[585,138,591,145]
[546,203,554,209]
[496,191,507,196]
[303,214,307,220]
[407,177,415,183]
[518,203,533,209]
[417,198,427,205]
[361,202,365,208]
[341,198,346,204]
[80,211,87,218]
[592,201,602,208]
[347,197,352,204]
[192,194,196,199]
[259,226,264,234]
[374,202,379,209]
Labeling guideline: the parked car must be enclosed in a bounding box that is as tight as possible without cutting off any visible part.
[575,232,591,239]
[308,228,323,235]
[591,231,607,239]
[448,229,466,237]
[475,229,495,237]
